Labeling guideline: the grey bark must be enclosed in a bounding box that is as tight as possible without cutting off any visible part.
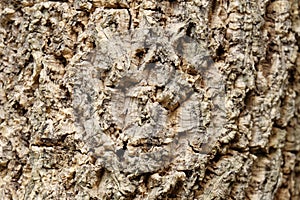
[0,0,299,199]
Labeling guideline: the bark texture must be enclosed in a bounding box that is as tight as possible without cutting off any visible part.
[0,0,299,199]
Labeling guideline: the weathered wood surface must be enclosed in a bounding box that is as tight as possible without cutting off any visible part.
[0,0,299,199]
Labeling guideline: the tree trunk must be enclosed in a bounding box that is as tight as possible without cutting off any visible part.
[0,0,299,199]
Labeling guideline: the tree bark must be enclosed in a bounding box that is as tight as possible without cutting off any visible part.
[0,0,299,199]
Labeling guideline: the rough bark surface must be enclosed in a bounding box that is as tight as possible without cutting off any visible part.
[0,0,299,199]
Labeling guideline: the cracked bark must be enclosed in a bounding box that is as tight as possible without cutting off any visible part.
[0,0,299,199]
